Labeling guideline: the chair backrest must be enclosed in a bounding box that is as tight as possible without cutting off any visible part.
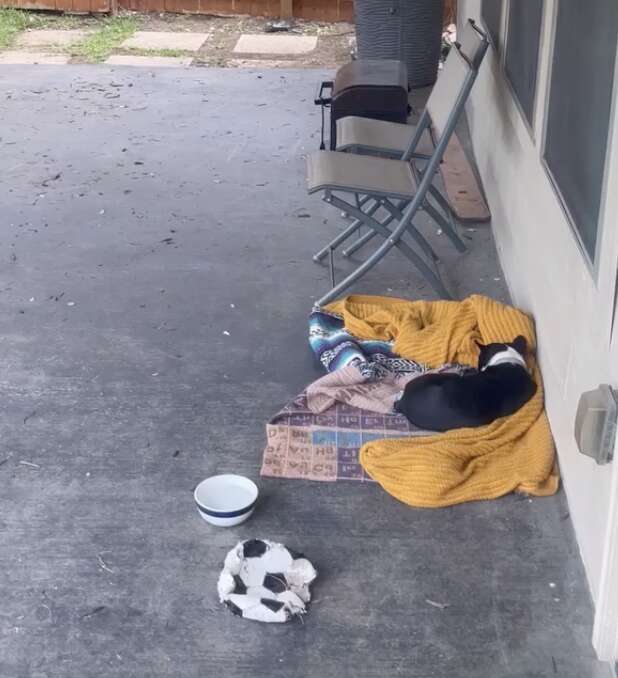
[426,44,475,141]
[402,29,487,162]
[458,18,488,69]
[396,34,488,241]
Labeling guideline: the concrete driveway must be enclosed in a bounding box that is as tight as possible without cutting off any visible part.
[0,66,604,678]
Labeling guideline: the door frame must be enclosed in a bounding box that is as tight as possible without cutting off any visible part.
[594,273,618,662]
[593,446,618,662]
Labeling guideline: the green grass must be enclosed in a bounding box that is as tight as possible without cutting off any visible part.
[0,8,44,49]
[71,15,140,62]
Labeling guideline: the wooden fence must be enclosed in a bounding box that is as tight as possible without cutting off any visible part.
[118,0,351,21]
[2,0,352,19]
[4,0,455,27]
[7,0,112,12]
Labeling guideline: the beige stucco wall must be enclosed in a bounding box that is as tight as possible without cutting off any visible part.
[458,0,618,602]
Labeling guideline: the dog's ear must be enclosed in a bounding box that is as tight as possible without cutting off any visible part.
[512,335,527,356]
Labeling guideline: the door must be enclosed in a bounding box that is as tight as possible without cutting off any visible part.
[538,1,618,659]
[542,1,618,659]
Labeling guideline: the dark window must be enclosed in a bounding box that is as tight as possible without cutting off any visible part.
[481,0,503,50]
[504,0,544,126]
[544,0,618,262]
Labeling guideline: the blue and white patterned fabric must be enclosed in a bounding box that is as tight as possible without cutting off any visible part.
[309,309,398,373]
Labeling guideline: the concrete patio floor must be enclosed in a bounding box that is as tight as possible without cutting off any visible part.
[0,67,608,678]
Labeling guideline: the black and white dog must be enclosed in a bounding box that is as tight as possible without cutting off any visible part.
[394,336,536,432]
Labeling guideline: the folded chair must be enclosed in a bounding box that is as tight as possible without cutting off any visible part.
[336,20,487,158]
[327,19,489,260]
[306,40,487,306]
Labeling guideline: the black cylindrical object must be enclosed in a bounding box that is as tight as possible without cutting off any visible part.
[327,60,409,149]
[354,0,444,88]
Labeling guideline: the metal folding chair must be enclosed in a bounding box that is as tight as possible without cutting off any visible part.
[336,20,487,158]
[305,39,487,306]
[319,20,488,261]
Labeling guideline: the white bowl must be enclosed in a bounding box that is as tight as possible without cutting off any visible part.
[193,474,259,527]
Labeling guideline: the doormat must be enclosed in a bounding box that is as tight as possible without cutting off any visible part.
[260,391,429,482]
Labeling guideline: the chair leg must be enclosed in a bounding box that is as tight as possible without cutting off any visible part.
[381,200,440,264]
[343,186,467,258]
[342,229,376,257]
[317,225,451,305]
[313,219,363,263]
[425,187,467,253]
[428,183,458,221]
[325,194,451,301]
[342,215,393,257]
[313,195,374,262]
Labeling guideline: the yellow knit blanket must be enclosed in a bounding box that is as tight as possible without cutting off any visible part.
[325,294,559,507]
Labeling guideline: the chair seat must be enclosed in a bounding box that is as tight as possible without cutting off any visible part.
[336,116,414,154]
[306,151,417,199]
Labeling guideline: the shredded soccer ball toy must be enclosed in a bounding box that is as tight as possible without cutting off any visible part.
[217,539,317,623]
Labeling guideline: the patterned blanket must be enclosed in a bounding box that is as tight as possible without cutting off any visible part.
[260,391,429,482]
[261,309,474,483]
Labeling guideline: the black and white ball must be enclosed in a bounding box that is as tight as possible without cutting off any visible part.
[218,539,317,623]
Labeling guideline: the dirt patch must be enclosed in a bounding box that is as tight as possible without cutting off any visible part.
[3,11,353,66]
[137,14,354,68]
[3,10,353,66]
